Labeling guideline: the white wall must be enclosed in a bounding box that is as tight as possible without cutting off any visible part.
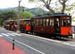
[72,22,75,26]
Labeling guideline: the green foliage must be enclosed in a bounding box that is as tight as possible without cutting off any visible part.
[71,3,75,6]
[0,18,4,26]
[33,8,48,16]
[0,10,18,26]
[66,7,73,11]
[28,0,36,2]
[29,0,74,14]
[65,3,75,11]
[25,8,48,17]
[65,3,75,22]
[37,8,44,15]
[0,10,17,20]
[21,11,33,19]
[72,17,75,22]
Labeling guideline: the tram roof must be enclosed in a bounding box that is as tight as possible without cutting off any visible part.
[32,13,70,18]
[19,19,31,21]
[5,20,16,22]
[49,13,69,16]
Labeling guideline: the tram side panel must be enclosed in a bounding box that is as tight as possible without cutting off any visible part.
[32,17,56,35]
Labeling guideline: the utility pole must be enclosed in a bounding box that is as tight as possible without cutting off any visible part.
[18,0,22,30]
[18,0,21,19]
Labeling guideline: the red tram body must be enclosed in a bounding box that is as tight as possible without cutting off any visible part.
[3,20,17,31]
[32,13,72,38]
[19,19,32,33]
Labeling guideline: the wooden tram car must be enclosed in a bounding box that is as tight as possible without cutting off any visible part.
[4,13,72,39]
[19,19,32,33]
[32,13,72,38]
[4,20,17,31]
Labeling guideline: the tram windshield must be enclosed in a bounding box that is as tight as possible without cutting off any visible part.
[62,16,71,26]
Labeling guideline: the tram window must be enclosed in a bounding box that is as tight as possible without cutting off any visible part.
[63,17,65,19]
[62,17,71,26]
[67,17,71,26]
[62,17,66,26]
[56,18,59,27]
[32,20,35,26]
[37,19,39,26]
[46,19,49,26]
[41,19,43,26]
[62,19,66,26]
[24,21,26,24]
[67,17,70,20]
[56,18,59,21]
[43,19,46,26]
[50,18,54,26]
[40,19,43,26]
[67,20,71,26]
[36,19,38,26]
[33,19,36,26]
[38,19,40,26]
[39,19,42,26]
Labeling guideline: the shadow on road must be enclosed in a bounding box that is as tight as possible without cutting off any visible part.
[31,33,73,42]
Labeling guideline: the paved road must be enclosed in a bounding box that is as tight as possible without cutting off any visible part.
[0,29,75,54]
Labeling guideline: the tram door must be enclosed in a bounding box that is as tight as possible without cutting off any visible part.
[55,16,60,34]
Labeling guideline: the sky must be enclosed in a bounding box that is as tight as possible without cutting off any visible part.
[0,0,38,9]
[0,0,74,9]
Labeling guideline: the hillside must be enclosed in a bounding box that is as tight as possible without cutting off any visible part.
[0,7,49,17]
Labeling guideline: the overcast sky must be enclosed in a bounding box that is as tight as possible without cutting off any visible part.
[0,0,37,8]
[0,0,75,9]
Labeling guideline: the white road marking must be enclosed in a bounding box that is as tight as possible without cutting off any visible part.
[1,33,21,37]
[0,35,2,37]
[1,32,75,48]
[12,33,21,36]
[1,33,9,36]
[2,33,45,54]
[7,33,15,36]
[15,40,45,54]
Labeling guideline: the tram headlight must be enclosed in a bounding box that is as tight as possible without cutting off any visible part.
[68,31,72,34]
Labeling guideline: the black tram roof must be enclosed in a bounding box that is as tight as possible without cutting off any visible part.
[49,13,69,16]
[32,13,70,18]
[5,20,16,22]
[19,19,31,21]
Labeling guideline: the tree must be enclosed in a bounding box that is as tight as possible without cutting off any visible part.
[59,0,68,13]
[0,18,4,26]
[21,11,33,19]
[0,10,18,26]
[66,3,75,21]
[0,10,17,20]
[29,0,55,13]
[29,0,72,13]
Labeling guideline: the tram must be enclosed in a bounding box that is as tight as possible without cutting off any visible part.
[4,20,17,31]
[32,13,72,38]
[19,19,32,33]
[4,13,73,39]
